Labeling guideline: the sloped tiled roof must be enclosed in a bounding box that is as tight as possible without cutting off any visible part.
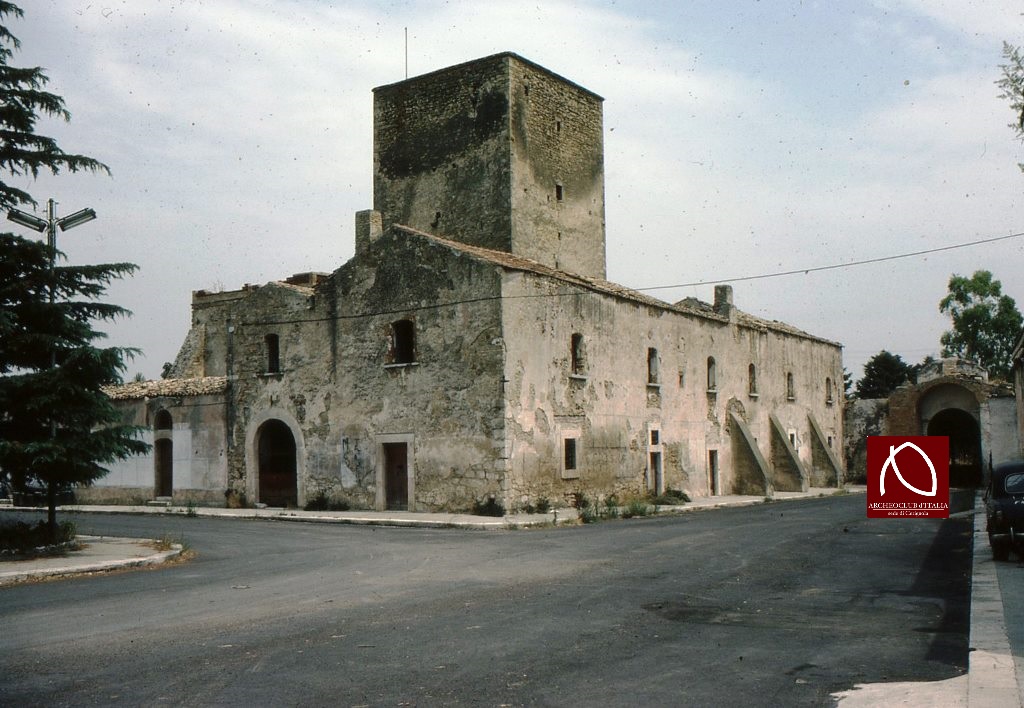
[103,376,228,401]
[393,225,841,347]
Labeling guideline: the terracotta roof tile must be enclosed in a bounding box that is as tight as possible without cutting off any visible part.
[394,225,841,348]
[103,376,228,400]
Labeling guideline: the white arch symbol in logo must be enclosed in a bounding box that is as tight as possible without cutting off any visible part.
[880,442,938,497]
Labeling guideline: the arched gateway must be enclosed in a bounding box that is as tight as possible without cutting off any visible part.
[256,419,298,507]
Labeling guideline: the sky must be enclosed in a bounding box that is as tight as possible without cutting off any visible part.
[7,0,1024,382]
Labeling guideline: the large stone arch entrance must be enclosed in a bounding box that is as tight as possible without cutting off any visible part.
[919,383,982,488]
[926,408,982,487]
[256,419,298,507]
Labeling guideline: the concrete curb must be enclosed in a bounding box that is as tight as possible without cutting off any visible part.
[0,535,182,586]
[969,496,1023,707]
[0,486,859,530]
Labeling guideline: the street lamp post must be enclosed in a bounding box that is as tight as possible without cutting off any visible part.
[8,199,97,294]
[6,198,98,523]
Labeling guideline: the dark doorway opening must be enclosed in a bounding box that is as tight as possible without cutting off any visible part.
[154,410,173,497]
[383,442,409,510]
[257,420,298,507]
[927,409,981,487]
[155,439,173,497]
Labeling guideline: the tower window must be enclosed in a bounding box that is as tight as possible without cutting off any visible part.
[748,363,758,396]
[787,372,796,400]
[826,377,834,404]
[555,184,563,201]
[707,356,717,392]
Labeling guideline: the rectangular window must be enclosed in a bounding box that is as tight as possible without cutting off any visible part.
[265,334,280,374]
[647,347,660,385]
[561,434,581,479]
[555,184,564,201]
[570,333,585,376]
[564,438,577,471]
[389,319,416,365]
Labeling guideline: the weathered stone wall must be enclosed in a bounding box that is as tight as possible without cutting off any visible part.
[500,271,844,509]
[182,229,507,511]
[373,53,606,279]
[373,54,512,253]
[985,395,1021,468]
[508,57,605,278]
[843,398,887,483]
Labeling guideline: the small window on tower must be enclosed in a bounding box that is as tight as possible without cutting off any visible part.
[555,184,564,201]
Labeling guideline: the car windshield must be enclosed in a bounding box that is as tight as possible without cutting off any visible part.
[1005,472,1024,494]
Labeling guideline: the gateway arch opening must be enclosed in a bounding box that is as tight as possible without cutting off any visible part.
[927,408,981,487]
[257,419,298,507]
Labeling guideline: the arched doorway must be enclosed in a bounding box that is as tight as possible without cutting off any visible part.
[927,409,981,487]
[257,419,298,507]
[154,410,173,497]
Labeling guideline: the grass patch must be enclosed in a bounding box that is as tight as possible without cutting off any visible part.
[151,533,195,561]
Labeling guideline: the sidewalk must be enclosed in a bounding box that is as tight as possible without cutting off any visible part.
[0,535,182,586]
[2,485,854,529]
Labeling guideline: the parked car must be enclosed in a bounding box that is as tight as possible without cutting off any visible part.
[11,482,76,508]
[985,461,1024,561]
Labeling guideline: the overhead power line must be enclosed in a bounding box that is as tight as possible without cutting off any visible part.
[636,230,1024,292]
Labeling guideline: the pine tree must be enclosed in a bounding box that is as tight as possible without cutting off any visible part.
[855,350,913,400]
[0,2,147,539]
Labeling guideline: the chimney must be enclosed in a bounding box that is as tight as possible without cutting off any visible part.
[714,284,734,318]
[355,210,383,253]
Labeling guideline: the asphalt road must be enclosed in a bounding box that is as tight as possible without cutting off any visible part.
[0,495,972,706]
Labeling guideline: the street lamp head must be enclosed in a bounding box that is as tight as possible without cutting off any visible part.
[57,207,97,231]
[6,208,47,233]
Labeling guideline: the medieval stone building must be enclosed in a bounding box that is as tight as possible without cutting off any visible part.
[95,53,845,511]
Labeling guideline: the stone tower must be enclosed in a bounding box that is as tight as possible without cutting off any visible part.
[372,52,606,279]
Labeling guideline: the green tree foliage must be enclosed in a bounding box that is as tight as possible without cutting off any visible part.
[998,42,1024,171]
[855,350,913,399]
[0,2,146,538]
[939,270,1023,380]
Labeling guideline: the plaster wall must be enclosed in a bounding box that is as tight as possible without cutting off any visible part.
[84,394,228,503]
[500,271,843,508]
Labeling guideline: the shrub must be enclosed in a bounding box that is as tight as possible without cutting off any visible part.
[622,498,652,518]
[650,488,690,506]
[304,492,351,511]
[570,492,591,510]
[472,496,505,517]
[0,520,77,556]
